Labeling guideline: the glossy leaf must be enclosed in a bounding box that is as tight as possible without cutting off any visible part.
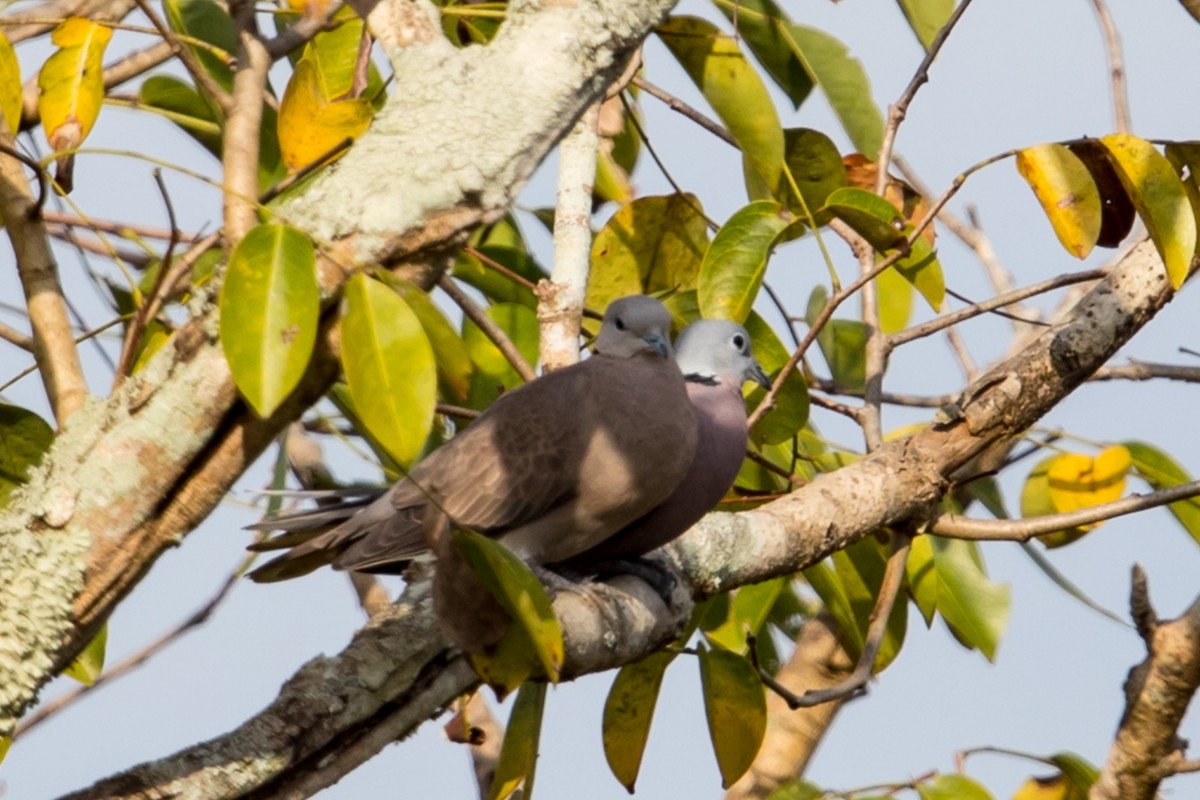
[342,273,437,464]
[373,273,474,402]
[304,12,366,99]
[38,18,112,156]
[489,682,546,800]
[278,58,372,172]
[1049,751,1099,796]
[703,578,786,654]
[897,0,955,50]
[1123,440,1200,546]
[906,534,938,625]
[876,257,914,333]
[0,31,20,135]
[742,312,810,445]
[1016,144,1102,259]
[62,623,107,685]
[894,234,945,312]
[453,528,564,683]
[219,223,319,418]
[930,536,1010,660]
[587,194,710,329]
[918,774,993,800]
[698,644,767,789]
[139,76,222,158]
[0,404,55,506]
[1068,139,1136,248]
[1165,141,1200,237]
[746,127,847,222]
[603,651,674,792]
[658,16,784,188]
[777,23,884,157]
[714,0,813,109]
[698,201,792,323]
[823,187,906,249]
[1100,133,1196,289]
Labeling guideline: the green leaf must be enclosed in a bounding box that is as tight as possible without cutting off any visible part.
[906,534,938,625]
[698,643,767,789]
[765,782,823,800]
[777,23,884,157]
[304,13,366,100]
[0,735,9,766]
[807,285,867,393]
[750,127,846,223]
[823,187,907,250]
[658,16,785,189]
[372,274,474,403]
[698,201,792,323]
[1016,144,1102,259]
[587,193,710,330]
[163,0,235,91]
[0,30,21,136]
[1165,142,1200,239]
[62,623,107,685]
[489,682,546,800]
[139,75,222,158]
[219,223,319,418]
[1100,133,1196,289]
[876,256,914,333]
[743,312,810,445]
[603,651,674,793]
[896,0,955,50]
[929,536,1010,660]
[0,403,55,506]
[462,302,539,408]
[1123,440,1200,546]
[703,578,786,654]
[452,244,541,308]
[341,273,437,464]
[918,774,993,800]
[713,0,813,109]
[1049,751,1099,795]
[453,528,564,682]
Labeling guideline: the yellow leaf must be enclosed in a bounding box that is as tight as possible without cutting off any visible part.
[278,58,371,172]
[1011,775,1073,800]
[0,31,20,135]
[1046,446,1132,521]
[1021,455,1091,548]
[1101,133,1197,289]
[37,17,112,152]
[1016,143,1102,259]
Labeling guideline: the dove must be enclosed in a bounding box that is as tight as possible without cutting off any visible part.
[248,295,697,651]
[555,319,770,570]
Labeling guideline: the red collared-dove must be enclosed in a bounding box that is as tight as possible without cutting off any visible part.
[557,319,769,569]
[248,295,697,650]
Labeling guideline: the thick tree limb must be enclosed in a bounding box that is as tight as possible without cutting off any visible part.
[56,239,1185,798]
[0,0,679,740]
[1091,567,1200,800]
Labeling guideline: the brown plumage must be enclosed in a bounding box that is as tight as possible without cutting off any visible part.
[248,295,697,652]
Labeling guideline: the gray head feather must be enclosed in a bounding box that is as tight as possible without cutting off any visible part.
[675,319,771,388]
[594,295,673,359]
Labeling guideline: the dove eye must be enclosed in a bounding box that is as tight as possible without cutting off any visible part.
[614,317,626,331]
[732,333,747,351]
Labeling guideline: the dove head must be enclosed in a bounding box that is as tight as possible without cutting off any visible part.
[675,320,771,389]
[594,295,673,359]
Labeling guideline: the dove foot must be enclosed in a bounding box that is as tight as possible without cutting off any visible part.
[590,556,677,602]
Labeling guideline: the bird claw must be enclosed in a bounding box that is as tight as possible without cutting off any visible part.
[589,556,677,604]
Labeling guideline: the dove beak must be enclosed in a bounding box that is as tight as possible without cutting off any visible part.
[747,360,772,389]
[643,332,671,359]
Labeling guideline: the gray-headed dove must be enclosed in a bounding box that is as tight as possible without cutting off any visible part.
[557,319,769,569]
[248,295,697,651]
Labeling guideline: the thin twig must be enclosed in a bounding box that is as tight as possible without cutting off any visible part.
[259,138,353,204]
[41,210,196,243]
[888,270,1105,348]
[1090,361,1200,384]
[115,169,180,383]
[0,321,33,350]
[132,0,233,114]
[461,245,538,292]
[438,276,537,382]
[931,480,1200,541]
[873,0,976,190]
[744,449,807,486]
[632,75,736,148]
[1088,0,1131,133]
[13,569,242,738]
[136,231,223,336]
